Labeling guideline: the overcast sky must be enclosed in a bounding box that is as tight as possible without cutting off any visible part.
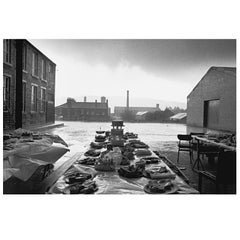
[29,39,236,109]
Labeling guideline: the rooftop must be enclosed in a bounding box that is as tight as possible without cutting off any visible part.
[187,66,236,98]
[56,101,108,109]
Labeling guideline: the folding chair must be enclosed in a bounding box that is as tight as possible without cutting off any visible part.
[177,134,193,164]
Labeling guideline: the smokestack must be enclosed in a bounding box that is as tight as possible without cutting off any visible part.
[126,90,129,109]
[101,96,106,103]
[84,96,87,102]
[156,104,159,109]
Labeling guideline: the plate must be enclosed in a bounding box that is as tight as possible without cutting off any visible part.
[144,183,179,194]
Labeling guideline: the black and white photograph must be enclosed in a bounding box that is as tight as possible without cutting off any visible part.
[1,1,239,240]
[3,39,236,194]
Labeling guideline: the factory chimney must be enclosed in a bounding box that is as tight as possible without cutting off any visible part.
[101,96,106,103]
[84,96,87,102]
[126,90,129,109]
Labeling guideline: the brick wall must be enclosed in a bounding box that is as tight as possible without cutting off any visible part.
[3,39,56,131]
[21,40,56,128]
[187,68,236,132]
[3,40,16,130]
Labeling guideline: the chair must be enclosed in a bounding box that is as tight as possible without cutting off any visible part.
[198,150,236,193]
[190,132,205,151]
[177,134,193,164]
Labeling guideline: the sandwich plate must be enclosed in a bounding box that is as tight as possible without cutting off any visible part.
[144,183,179,194]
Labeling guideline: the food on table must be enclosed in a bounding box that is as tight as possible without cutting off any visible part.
[94,158,115,171]
[118,164,144,178]
[84,149,101,157]
[64,172,92,184]
[144,179,177,194]
[135,149,152,157]
[141,157,160,164]
[143,166,176,180]
[64,180,98,194]
[77,157,98,165]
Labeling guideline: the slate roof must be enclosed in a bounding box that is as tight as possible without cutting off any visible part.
[170,112,187,120]
[56,102,108,109]
[187,66,236,98]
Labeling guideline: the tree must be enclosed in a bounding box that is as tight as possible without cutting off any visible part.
[121,110,135,122]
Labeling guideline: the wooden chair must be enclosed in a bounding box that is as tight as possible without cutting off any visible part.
[177,134,193,164]
[198,150,236,193]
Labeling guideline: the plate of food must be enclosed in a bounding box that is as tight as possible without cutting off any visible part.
[144,179,178,194]
[63,180,98,194]
[64,172,92,184]
[143,166,176,180]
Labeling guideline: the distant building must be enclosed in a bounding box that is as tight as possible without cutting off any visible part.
[169,112,187,123]
[135,111,148,121]
[3,39,56,131]
[187,67,236,132]
[114,104,160,117]
[55,97,110,121]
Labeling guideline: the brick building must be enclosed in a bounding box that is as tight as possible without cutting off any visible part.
[56,97,110,121]
[3,39,56,131]
[187,67,236,133]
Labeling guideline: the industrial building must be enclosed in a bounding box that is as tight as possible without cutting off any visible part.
[187,67,236,133]
[114,90,160,116]
[3,39,56,131]
[55,96,110,121]
[169,112,187,123]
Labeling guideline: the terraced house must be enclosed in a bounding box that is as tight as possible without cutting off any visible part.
[3,39,56,131]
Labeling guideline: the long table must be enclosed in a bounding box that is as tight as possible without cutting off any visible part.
[49,151,199,194]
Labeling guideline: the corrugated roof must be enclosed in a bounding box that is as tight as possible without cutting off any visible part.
[56,102,108,109]
[170,112,187,120]
[136,111,148,116]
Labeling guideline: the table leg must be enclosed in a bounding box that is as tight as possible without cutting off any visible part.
[192,139,205,172]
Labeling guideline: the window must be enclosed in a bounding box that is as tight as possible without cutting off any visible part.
[41,59,47,80]
[32,52,38,76]
[22,81,27,112]
[3,40,11,64]
[22,45,27,71]
[31,84,38,112]
[3,75,11,111]
[40,87,46,112]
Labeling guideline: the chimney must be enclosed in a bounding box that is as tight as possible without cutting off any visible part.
[101,96,106,103]
[126,90,129,109]
[84,96,87,102]
[95,99,97,107]
[156,103,159,109]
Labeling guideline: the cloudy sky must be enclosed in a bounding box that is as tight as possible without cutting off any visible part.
[29,39,236,110]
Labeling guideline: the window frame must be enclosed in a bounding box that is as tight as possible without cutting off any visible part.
[3,39,12,65]
[22,80,27,113]
[31,83,38,112]
[22,44,27,72]
[32,52,39,77]
[3,75,11,111]
[41,59,47,82]
[40,87,46,112]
